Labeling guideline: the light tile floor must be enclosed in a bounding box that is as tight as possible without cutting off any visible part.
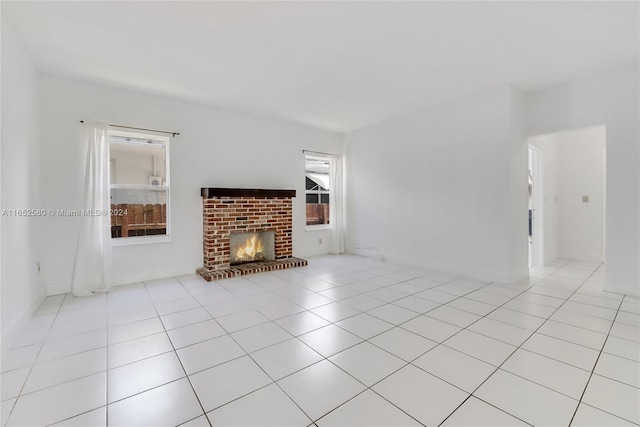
[2,255,639,426]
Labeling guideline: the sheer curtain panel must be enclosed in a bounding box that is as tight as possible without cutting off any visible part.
[329,154,345,254]
[71,122,113,296]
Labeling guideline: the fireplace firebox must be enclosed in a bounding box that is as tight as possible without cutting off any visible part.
[230,231,275,265]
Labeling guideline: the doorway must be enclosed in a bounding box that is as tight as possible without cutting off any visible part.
[528,125,606,267]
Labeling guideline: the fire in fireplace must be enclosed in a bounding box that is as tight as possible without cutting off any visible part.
[229,231,275,265]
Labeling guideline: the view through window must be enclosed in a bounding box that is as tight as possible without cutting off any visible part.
[305,153,330,226]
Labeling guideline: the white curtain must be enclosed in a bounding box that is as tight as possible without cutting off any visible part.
[71,122,113,296]
[329,154,345,254]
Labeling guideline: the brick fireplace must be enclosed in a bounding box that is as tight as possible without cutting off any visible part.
[196,188,307,281]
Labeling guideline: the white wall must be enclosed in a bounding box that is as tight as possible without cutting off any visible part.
[557,126,606,262]
[38,75,343,294]
[345,85,529,283]
[526,65,639,296]
[1,20,45,353]
[530,126,606,263]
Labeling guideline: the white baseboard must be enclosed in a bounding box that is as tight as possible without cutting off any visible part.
[557,252,604,263]
[349,249,527,284]
[45,264,203,295]
[1,285,46,358]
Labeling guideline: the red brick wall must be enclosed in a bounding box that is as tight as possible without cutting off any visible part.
[202,196,293,271]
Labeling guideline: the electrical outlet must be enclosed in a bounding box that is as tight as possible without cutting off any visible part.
[37,262,41,274]
[318,238,322,245]
[583,195,589,203]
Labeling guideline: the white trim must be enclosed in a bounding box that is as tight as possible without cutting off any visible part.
[556,252,604,263]
[1,286,46,357]
[349,249,528,284]
[306,224,331,231]
[46,264,201,295]
[112,235,171,246]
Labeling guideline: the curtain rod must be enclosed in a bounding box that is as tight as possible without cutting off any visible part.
[303,149,333,156]
[80,121,180,137]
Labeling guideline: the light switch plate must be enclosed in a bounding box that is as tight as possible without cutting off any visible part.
[583,195,589,203]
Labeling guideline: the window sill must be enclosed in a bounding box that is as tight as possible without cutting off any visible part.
[306,224,331,232]
[112,235,172,246]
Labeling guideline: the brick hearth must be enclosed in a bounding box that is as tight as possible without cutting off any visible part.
[197,188,307,281]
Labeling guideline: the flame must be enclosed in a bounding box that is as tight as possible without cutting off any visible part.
[234,234,265,261]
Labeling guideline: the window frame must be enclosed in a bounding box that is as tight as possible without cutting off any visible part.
[304,152,331,231]
[109,129,172,246]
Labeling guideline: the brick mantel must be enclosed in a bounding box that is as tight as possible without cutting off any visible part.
[197,188,307,281]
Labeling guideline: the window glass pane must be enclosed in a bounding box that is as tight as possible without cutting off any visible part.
[110,188,168,238]
[305,153,331,226]
[110,139,166,186]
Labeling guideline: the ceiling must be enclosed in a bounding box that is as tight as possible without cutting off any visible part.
[3,1,638,133]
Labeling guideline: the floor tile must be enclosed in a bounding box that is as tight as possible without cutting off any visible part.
[311,302,360,323]
[190,356,272,412]
[316,389,421,427]
[207,383,311,426]
[562,300,617,321]
[465,290,512,306]
[467,317,532,346]
[108,332,173,368]
[256,300,305,320]
[550,309,613,334]
[602,335,640,362]
[593,352,640,388]
[251,338,322,380]
[1,344,40,372]
[167,319,227,348]
[11,326,50,349]
[231,321,292,353]
[216,309,270,333]
[503,299,556,318]
[276,312,330,336]
[616,311,640,327]
[441,396,528,426]
[426,305,481,328]
[154,297,200,317]
[108,351,186,403]
[522,332,600,371]
[486,307,546,331]
[609,322,640,343]
[7,372,105,427]
[161,307,212,330]
[516,292,564,308]
[177,334,245,375]
[23,347,106,394]
[413,345,496,393]
[367,304,419,325]
[107,317,163,345]
[298,325,362,357]
[501,348,590,399]
[571,403,637,426]
[392,295,440,314]
[443,330,516,367]
[340,294,386,311]
[291,293,335,309]
[474,369,578,426]
[401,315,461,343]
[335,313,394,340]
[1,399,15,427]
[373,364,468,426]
[277,360,366,421]
[330,342,405,386]
[537,320,607,350]
[1,366,30,400]
[447,297,497,316]
[414,289,457,304]
[108,378,203,426]
[369,327,437,362]
[178,415,211,426]
[581,374,640,424]
[50,406,106,426]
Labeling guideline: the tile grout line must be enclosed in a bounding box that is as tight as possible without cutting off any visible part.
[567,295,627,426]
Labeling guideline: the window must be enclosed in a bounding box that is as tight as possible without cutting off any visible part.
[109,130,170,243]
[305,153,330,227]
